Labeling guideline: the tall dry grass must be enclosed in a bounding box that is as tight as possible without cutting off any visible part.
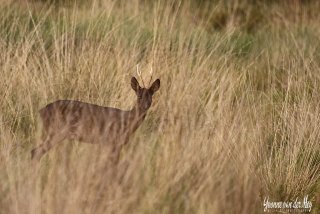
[0,0,319,213]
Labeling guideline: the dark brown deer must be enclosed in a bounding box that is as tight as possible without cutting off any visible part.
[31,77,160,162]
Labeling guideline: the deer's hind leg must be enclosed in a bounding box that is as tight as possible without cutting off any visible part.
[31,130,67,161]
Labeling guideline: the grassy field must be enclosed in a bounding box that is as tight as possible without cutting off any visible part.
[0,0,319,213]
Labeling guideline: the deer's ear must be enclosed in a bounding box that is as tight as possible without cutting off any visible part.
[131,77,141,92]
[149,79,160,94]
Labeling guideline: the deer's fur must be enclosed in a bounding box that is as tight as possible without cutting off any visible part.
[31,77,160,162]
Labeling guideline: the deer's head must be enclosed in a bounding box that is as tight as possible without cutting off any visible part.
[131,77,160,112]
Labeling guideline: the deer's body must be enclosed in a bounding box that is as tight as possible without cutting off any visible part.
[31,77,160,161]
[39,100,146,144]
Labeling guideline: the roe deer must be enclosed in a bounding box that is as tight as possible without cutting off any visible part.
[31,77,160,162]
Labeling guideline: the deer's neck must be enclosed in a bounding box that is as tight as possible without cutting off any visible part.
[129,105,147,122]
[119,105,146,139]
[126,105,146,133]
[124,105,146,134]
